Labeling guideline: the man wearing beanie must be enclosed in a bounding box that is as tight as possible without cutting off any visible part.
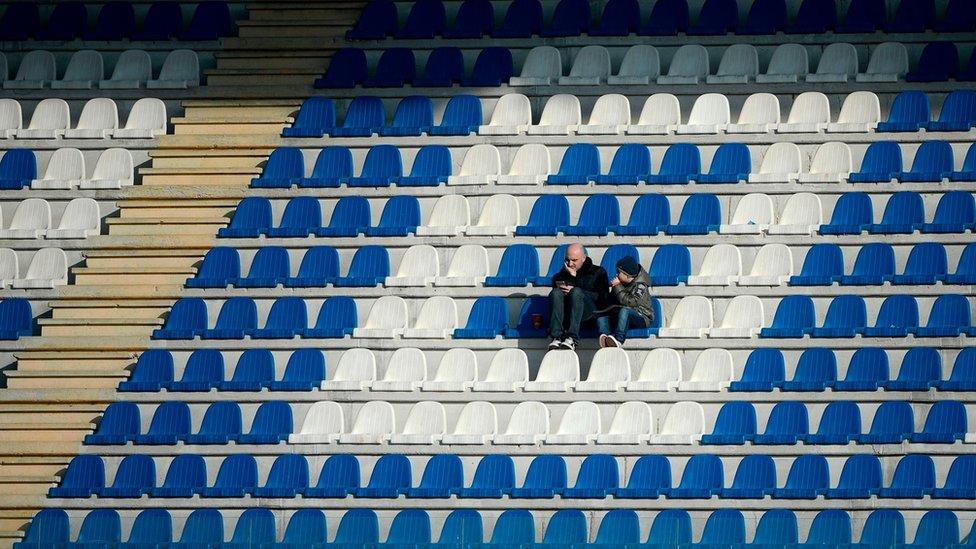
[549,243,610,351]
[598,255,654,348]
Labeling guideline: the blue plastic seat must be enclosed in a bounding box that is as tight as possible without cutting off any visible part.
[333,245,390,287]
[801,510,851,545]
[752,401,808,445]
[532,244,570,286]
[907,510,960,546]
[563,454,619,498]
[879,455,935,498]
[739,0,787,34]
[806,401,861,444]
[184,402,241,445]
[118,350,174,392]
[640,0,689,35]
[562,194,619,236]
[434,510,483,547]
[407,454,463,498]
[303,296,357,338]
[922,191,975,233]
[235,247,289,288]
[295,147,352,189]
[220,349,274,391]
[780,348,837,390]
[900,141,953,182]
[173,509,224,546]
[868,191,924,234]
[395,0,445,38]
[687,0,737,35]
[87,2,136,40]
[593,144,650,185]
[912,400,966,443]
[646,143,700,184]
[936,0,976,31]
[84,402,140,445]
[849,141,903,183]
[414,47,465,87]
[100,454,155,498]
[510,455,567,498]
[218,197,272,238]
[916,294,973,337]
[720,454,775,499]
[840,243,895,285]
[200,297,255,340]
[695,143,750,184]
[246,297,306,339]
[644,509,691,545]
[907,42,959,83]
[885,0,936,31]
[266,197,321,238]
[253,455,309,498]
[790,243,844,286]
[36,1,86,40]
[759,296,815,338]
[493,0,543,37]
[169,349,223,392]
[668,454,723,498]
[49,455,104,498]
[946,243,976,285]
[834,347,889,391]
[819,192,873,235]
[314,48,368,89]
[774,455,829,499]
[384,510,431,545]
[0,299,38,341]
[664,194,720,235]
[787,0,837,33]
[836,0,885,32]
[278,509,327,547]
[698,510,746,546]
[457,454,515,498]
[186,247,240,289]
[151,454,207,497]
[315,197,370,239]
[444,0,493,37]
[941,347,976,391]
[124,509,173,547]
[729,349,785,392]
[486,510,535,545]
[485,245,539,287]
[860,401,913,444]
[380,96,433,137]
[268,349,325,391]
[542,0,590,36]
[0,3,40,40]
[827,454,882,499]
[862,294,919,337]
[226,509,275,549]
[237,401,292,444]
[0,149,37,190]
[934,456,976,499]
[130,1,183,40]
[330,96,385,138]
[347,145,402,187]
[181,1,233,40]
[877,91,930,132]
[808,295,867,338]
[427,95,482,135]
[885,347,941,391]
[548,143,601,185]
[615,455,671,498]
[892,243,947,285]
[135,402,190,445]
[462,47,514,86]
[73,509,121,547]
[398,146,451,186]
[13,509,69,549]
[612,193,670,235]
[355,454,411,498]
[541,510,587,545]
[515,195,570,236]
[599,244,639,276]
[283,97,336,138]
[304,454,360,498]
[960,49,976,81]
[346,0,397,39]
[751,510,798,546]
[364,196,421,236]
[591,0,639,36]
[284,247,340,288]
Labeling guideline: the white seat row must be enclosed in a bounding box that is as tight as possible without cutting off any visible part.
[0,98,166,139]
[478,91,879,136]
[0,247,68,289]
[290,398,705,445]
[31,147,134,190]
[0,198,100,240]
[1,49,200,90]
[510,42,908,86]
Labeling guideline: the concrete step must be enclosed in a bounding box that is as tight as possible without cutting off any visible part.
[55,285,184,300]
[38,318,161,338]
[180,104,298,121]
[149,154,270,169]
[154,134,282,149]
[13,352,135,374]
[205,73,321,87]
[0,441,84,457]
[0,476,57,496]
[138,166,258,186]
[4,369,127,390]
[18,337,149,352]
[71,266,195,286]
[105,215,228,235]
[171,117,288,135]
[215,55,328,70]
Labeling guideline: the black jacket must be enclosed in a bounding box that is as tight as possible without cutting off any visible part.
[552,257,610,308]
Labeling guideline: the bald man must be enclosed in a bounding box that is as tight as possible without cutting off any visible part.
[548,243,610,351]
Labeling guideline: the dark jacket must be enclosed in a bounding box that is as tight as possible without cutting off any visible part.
[611,267,654,324]
[552,256,610,308]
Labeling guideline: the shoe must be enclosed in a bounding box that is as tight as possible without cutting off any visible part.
[599,334,608,348]
[548,338,563,350]
[604,335,621,348]
[561,338,576,351]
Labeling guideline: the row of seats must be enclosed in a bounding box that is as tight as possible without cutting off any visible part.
[0,98,166,140]
[348,0,976,39]
[0,298,30,339]
[49,451,976,501]
[0,148,133,189]
[2,49,200,89]
[0,247,68,289]
[0,1,233,41]
[316,41,974,89]
[0,198,100,239]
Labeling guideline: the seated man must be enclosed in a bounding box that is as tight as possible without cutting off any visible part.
[598,255,654,348]
[548,243,610,351]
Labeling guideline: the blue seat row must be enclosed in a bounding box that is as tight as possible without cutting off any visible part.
[346,0,976,40]
[0,298,31,340]
[881,90,976,132]
[252,145,455,188]
[49,451,976,501]
[822,191,974,235]
[851,139,976,182]
[793,242,976,287]
[314,46,512,89]
[188,246,382,289]
[0,1,233,41]
[217,196,419,238]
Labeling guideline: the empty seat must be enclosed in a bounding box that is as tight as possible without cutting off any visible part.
[546,401,602,445]
[916,294,972,337]
[84,402,140,445]
[780,348,838,391]
[577,347,630,392]
[297,146,353,189]
[442,402,498,445]
[63,98,118,139]
[346,0,396,39]
[929,90,976,131]
[828,91,880,132]
[913,400,966,443]
[100,49,152,89]
[479,93,531,136]
[15,98,69,139]
[314,48,367,89]
[0,3,40,41]
[752,401,809,444]
[12,247,66,289]
[119,350,174,392]
[646,144,700,184]
[901,140,953,182]
[858,42,909,83]
[626,93,680,135]
[761,294,816,336]
[934,456,976,498]
[472,348,529,392]
[839,243,895,285]
[397,145,450,187]
[511,46,561,86]
[664,193,718,234]
[721,454,775,498]
[528,94,581,135]
[676,93,729,134]
[113,98,166,138]
[819,192,872,235]
[790,0,837,32]
[82,148,134,190]
[333,245,389,287]
[363,48,415,88]
[799,142,852,183]
[443,0,493,38]
[594,144,650,184]
[669,454,723,498]
[868,191,923,234]
[495,401,549,444]
[515,195,569,236]
[282,97,335,138]
[134,402,190,445]
[462,47,514,87]
[649,401,704,444]
[430,244,488,287]
[922,191,975,233]
[352,295,407,339]
[711,295,764,338]
[49,455,105,498]
[249,297,307,339]
[422,348,477,392]
[403,296,458,339]
[658,44,708,84]
[739,0,787,34]
[448,144,499,186]
[0,149,35,189]
[484,244,539,287]
[380,96,433,138]
[720,193,773,234]
[338,401,394,444]
[148,50,200,89]
[828,454,881,498]
[707,44,758,84]
[678,348,732,390]
[757,43,808,83]
[727,93,780,134]
[411,46,464,87]
[169,349,223,392]
[777,92,830,133]
[878,90,930,132]
[220,349,274,391]
[808,43,858,82]
[597,401,652,444]
[392,401,446,444]
[774,455,829,499]
[729,349,785,392]
[386,245,438,288]
[547,143,598,184]
[609,45,660,85]
[687,0,737,34]
[862,294,919,337]
[52,50,103,90]
[750,142,802,183]
[183,402,241,445]
[253,455,309,498]
[395,0,445,38]
[579,94,631,135]
[560,45,610,85]
[5,50,55,89]
[46,197,99,239]
[524,350,579,392]
[542,0,591,36]
[251,147,304,188]
[0,99,22,138]
[879,455,935,498]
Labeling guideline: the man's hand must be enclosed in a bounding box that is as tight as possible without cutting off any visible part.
[610,276,621,288]
[565,266,578,277]
[559,283,574,294]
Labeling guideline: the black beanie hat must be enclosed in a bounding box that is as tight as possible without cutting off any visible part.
[616,256,641,277]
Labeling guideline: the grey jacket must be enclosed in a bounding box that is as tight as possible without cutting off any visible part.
[611,268,654,323]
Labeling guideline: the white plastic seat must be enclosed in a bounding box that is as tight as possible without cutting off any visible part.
[657,296,713,338]
[0,248,17,288]
[510,46,562,86]
[80,148,134,189]
[749,142,802,183]
[577,93,630,135]
[777,92,830,133]
[4,50,55,89]
[757,43,808,83]
[391,401,446,444]
[738,244,794,286]
[807,43,858,83]
[545,401,601,444]
[826,91,880,133]
[288,401,344,444]
[15,98,69,139]
[527,94,581,135]
[524,350,579,392]
[609,45,660,85]
[676,93,730,134]
[559,45,610,85]
[442,401,497,444]
[727,93,780,134]
[658,44,708,84]
[648,401,704,444]
[473,348,528,392]
[626,348,682,391]
[720,193,774,235]
[577,347,630,392]
[597,401,653,445]
[337,401,395,444]
[677,349,733,391]
[707,44,758,84]
[64,98,118,139]
[421,348,477,392]
[100,49,152,89]
[494,401,549,445]
[403,296,458,339]
[496,144,550,185]
[147,49,200,89]
[13,247,67,289]
[321,348,376,390]
[0,99,22,138]
[766,192,822,235]
[798,142,852,183]
[112,98,166,138]
[433,244,488,286]
[465,195,520,236]
[386,245,438,287]
[857,42,908,83]
[0,199,51,239]
[479,94,531,135]
[371,347,427,391]
[626,94,679,134]
[448,144,500,186]
[46,198,99,239]
[710,295,764,338]
[353,295,408,338]
[686,244,742,285]
[31,148,84,190]
[51,50,103,90]
[416,195,470,237]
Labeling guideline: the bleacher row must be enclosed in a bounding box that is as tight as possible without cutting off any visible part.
[1,49,200,90]
[345,0,976,40]
[0,1,234,42]
[0,149,134,190]
[0,98,165,141]
[0,197,100,239]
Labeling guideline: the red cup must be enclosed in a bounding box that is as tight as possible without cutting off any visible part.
[531,314,543,330]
